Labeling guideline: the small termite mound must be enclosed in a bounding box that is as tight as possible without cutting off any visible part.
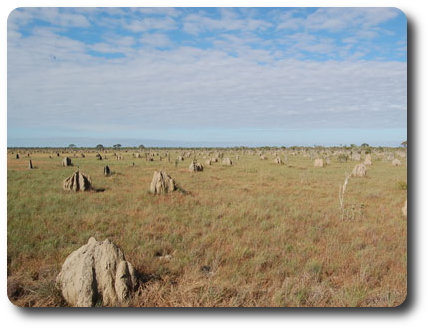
[62,157,72,167]
[63,171,92,192]
[314,158,325,167]
[364,154,372,166]
[274,157,283,164]
[104,165,111,177]
[189,161,204,172]
[352,163,367,177]
[222,158,233,166]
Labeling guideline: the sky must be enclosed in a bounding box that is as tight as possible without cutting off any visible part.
[7,7,407,147]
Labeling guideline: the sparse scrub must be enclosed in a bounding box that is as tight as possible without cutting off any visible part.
[337,154,348,163]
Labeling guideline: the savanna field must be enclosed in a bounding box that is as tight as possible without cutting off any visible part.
[7,147,407,307]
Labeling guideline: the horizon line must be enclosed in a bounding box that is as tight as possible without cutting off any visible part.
[7,145,406,149]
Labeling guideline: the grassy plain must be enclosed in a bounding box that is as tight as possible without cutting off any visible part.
[7,148,407,307]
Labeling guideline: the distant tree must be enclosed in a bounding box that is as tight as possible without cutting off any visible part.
[350,144,357,148]
[68,144,76,148]
[361,143,369,147]
[401,140,407,148]
[96,144,104,150]
[113,144,122,149]
[138,144,145,149]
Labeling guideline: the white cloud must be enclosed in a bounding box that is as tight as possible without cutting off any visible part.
[274,7,402,51]
[133,7,181,17]
[88,43,124,54]
[124,16,177,32]
[8,8,91,29]
[277,11,306,30]
[183,12,272,35]
[305,8,400,32]
[110,35,135,47]
[8,27,91,69]
[140,33,172,48]
[8,30,407,133]
[85,35,136,55]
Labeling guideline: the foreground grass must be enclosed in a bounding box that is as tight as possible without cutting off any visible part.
[7,149,407,307]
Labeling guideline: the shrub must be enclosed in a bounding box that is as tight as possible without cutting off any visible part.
[337,154,348,163]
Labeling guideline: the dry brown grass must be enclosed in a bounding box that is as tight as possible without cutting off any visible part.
[7,148,407,307]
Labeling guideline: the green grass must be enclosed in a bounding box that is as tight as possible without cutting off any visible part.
[7,148,407,307]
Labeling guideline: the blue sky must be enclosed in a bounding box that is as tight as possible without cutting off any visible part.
[7,7,407,147]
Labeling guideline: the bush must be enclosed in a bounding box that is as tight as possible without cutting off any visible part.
[397,181,407,190]
[337,154,348,163]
